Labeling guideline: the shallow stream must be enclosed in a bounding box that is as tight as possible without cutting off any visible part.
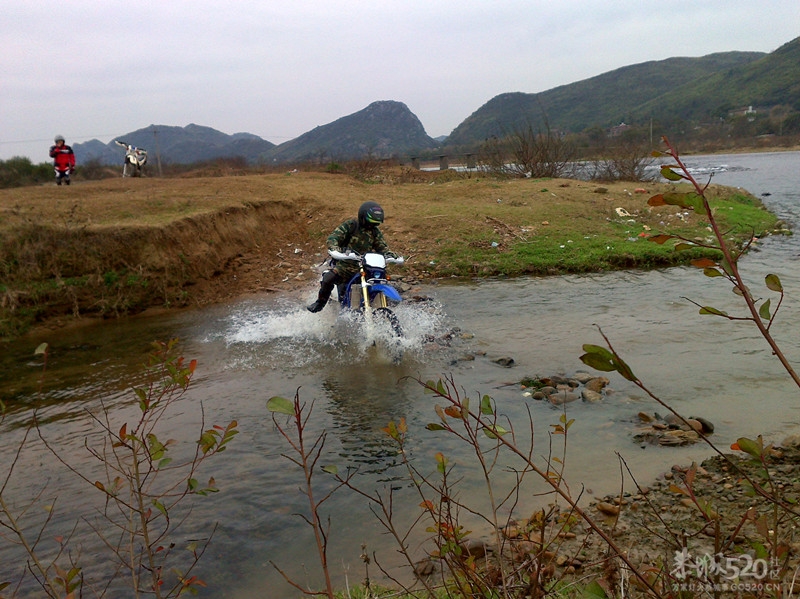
[2,151,799,597]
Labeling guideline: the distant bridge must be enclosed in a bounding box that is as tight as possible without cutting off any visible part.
[410,154,477,171]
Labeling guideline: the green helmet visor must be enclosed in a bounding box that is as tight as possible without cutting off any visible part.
[359,202,384,227]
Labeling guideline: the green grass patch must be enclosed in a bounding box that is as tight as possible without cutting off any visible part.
[711,193,778,237]
[426,193,771,278]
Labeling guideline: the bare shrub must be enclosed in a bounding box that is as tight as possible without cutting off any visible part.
[479,122,576,179]
[590,136,656,182]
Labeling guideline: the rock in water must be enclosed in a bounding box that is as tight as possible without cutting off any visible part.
[492,356,515,367]
[581,389,603,403]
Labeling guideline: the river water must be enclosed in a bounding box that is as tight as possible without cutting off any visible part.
[1,151,799,597]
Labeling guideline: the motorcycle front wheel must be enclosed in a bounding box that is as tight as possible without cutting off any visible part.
[373,307,402,338]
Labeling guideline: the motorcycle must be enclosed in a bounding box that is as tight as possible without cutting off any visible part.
[327,249,405,339]
[115,140,148,177]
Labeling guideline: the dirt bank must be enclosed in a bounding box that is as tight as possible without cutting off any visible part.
[0,198,318,335]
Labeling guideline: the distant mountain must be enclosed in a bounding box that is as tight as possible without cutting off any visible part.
[73,102,438,166]
[629,37,800,124]
[264,100,439,163]
[73,124,276,166]
[446,51,766,148]
[69,37,800,167]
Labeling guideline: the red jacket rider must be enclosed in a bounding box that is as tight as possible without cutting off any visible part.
[49,135,76,185]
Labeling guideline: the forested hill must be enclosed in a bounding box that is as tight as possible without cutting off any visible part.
[445,51,766,147]
[628,36,800,125]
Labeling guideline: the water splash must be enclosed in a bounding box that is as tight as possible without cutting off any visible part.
[221,296,451,369]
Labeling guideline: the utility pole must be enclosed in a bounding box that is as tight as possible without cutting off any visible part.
[153,129,163,177]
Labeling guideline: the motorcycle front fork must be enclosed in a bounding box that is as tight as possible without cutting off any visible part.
[351,273,386,310]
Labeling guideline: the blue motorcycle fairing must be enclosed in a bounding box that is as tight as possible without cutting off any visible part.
[371,284,402,302]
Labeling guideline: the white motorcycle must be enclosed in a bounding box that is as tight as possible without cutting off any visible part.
[115,140,148,177]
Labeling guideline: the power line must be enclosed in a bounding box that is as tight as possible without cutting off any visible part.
[0,133,124,146]
[0,132,298,146]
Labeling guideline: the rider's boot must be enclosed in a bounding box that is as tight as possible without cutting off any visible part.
[306,296,327,313]
[307,274,336,313]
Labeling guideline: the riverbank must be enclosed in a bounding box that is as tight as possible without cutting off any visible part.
[0,168,782,340]
[430,434,800,598]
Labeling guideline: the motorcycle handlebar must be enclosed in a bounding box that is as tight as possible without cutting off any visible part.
[328,249,358,261]
[327,250,404,265]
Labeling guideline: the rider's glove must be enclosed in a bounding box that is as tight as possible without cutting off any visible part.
[385,251,398,259]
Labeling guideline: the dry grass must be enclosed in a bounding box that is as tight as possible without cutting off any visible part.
[0,170,694,237]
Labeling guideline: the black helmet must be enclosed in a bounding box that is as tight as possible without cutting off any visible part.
[358,201,384,228]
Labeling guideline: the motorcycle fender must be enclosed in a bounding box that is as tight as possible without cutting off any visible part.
[372,284,401,302]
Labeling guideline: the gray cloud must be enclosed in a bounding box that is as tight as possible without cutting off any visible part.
[2,0,797,161]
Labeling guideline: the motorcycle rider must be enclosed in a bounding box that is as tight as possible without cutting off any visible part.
[49,135,76,185]
[307,200,397,313]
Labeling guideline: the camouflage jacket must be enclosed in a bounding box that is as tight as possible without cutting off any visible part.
[327,218,392,277]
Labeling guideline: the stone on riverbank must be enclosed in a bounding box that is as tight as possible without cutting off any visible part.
[633,411,715,446]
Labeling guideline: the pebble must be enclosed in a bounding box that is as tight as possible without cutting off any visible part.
[685,419,704,433]
[584,377,609,393]
[596,502,620,516]
[549,391,579,405]
[517,372,718,448]
[692,416,715,433]
[581,389,603,403]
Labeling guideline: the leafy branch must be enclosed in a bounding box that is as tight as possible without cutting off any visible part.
[33,339,237,598]
[647,136,800,388]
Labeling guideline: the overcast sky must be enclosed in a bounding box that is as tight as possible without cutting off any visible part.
[2,1,798,161]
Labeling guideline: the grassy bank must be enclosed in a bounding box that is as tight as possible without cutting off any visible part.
[0,169,782,340]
